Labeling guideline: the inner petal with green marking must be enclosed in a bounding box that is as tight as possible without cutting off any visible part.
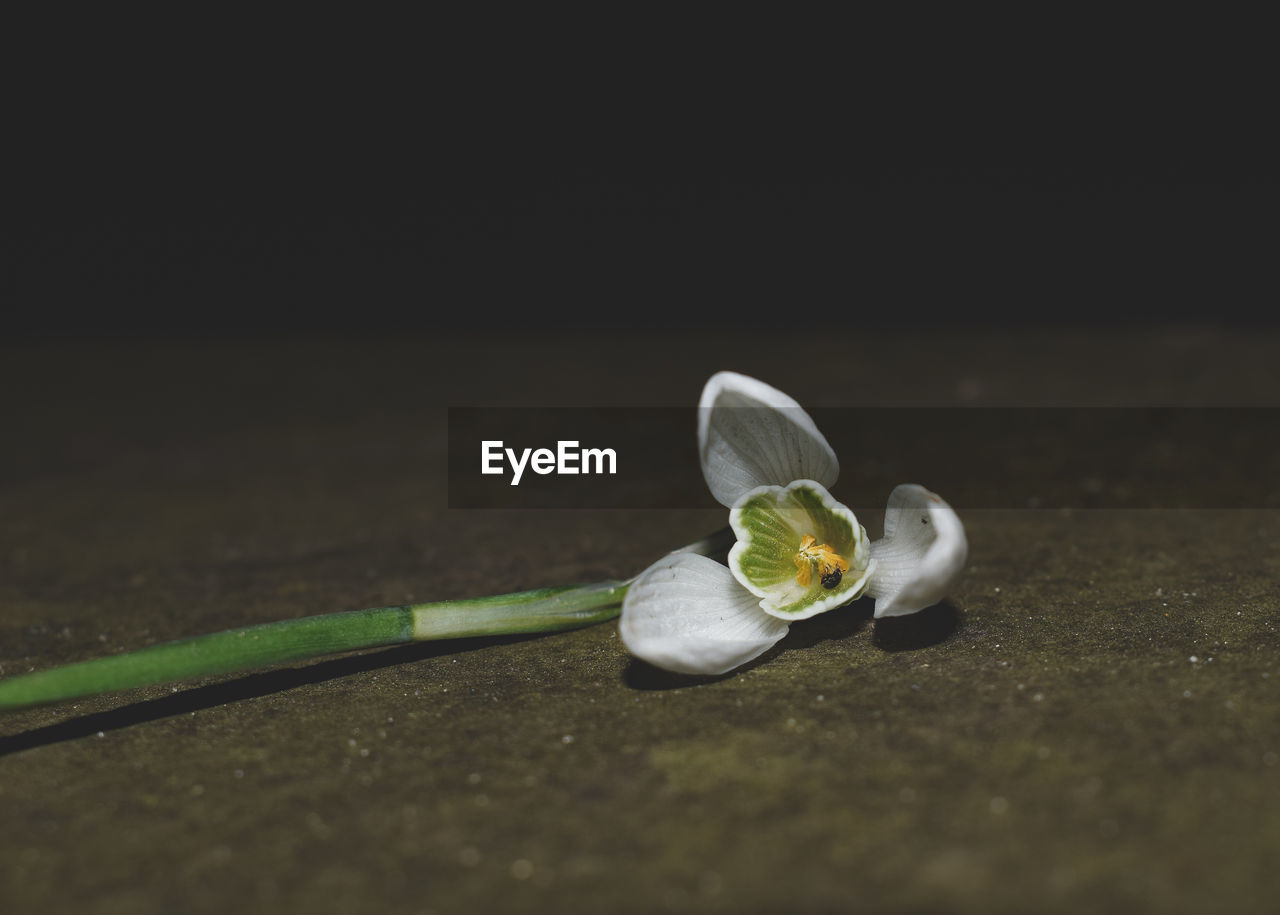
[728,479,874,620]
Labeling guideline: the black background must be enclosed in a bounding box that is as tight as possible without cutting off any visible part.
[6,23,1275,338]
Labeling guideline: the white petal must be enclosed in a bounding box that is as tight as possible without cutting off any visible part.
[698,371,840,508]
[620,553,791,675]
[866,484,968,618]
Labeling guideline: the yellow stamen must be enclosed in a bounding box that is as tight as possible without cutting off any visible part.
[794,534,849,586]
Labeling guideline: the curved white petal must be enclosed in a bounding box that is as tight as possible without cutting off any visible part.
[866,484,967,618]
[698,371,840,508]
[620,552,791,675]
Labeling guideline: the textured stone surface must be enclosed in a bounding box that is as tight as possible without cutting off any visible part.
[2,329,1278,913]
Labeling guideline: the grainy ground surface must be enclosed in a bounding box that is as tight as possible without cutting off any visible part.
[2,328,1278,914]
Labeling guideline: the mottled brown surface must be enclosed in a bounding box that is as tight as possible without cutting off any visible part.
[2,329,1278,913]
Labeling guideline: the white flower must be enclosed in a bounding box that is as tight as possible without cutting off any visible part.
[619,371,967,675]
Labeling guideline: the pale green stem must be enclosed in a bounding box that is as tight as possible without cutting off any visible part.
[0,528,732,712]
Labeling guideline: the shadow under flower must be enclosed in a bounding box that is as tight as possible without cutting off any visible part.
[624,598,960,690]
[871,600,960,652]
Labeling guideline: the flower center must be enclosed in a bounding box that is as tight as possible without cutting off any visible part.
[793,534,851,590]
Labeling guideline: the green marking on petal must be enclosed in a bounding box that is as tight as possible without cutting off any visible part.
[728,480,873,621]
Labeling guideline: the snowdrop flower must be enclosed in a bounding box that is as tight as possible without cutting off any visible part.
[620,372,967,675]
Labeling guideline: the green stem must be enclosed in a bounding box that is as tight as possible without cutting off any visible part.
[0,583,626,713]
[0,527,732,713]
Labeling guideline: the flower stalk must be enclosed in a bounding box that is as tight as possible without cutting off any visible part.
[0,531,738,713]
[0,583,625,713]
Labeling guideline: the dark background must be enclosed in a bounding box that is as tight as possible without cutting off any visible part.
[6,29,1275,338]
